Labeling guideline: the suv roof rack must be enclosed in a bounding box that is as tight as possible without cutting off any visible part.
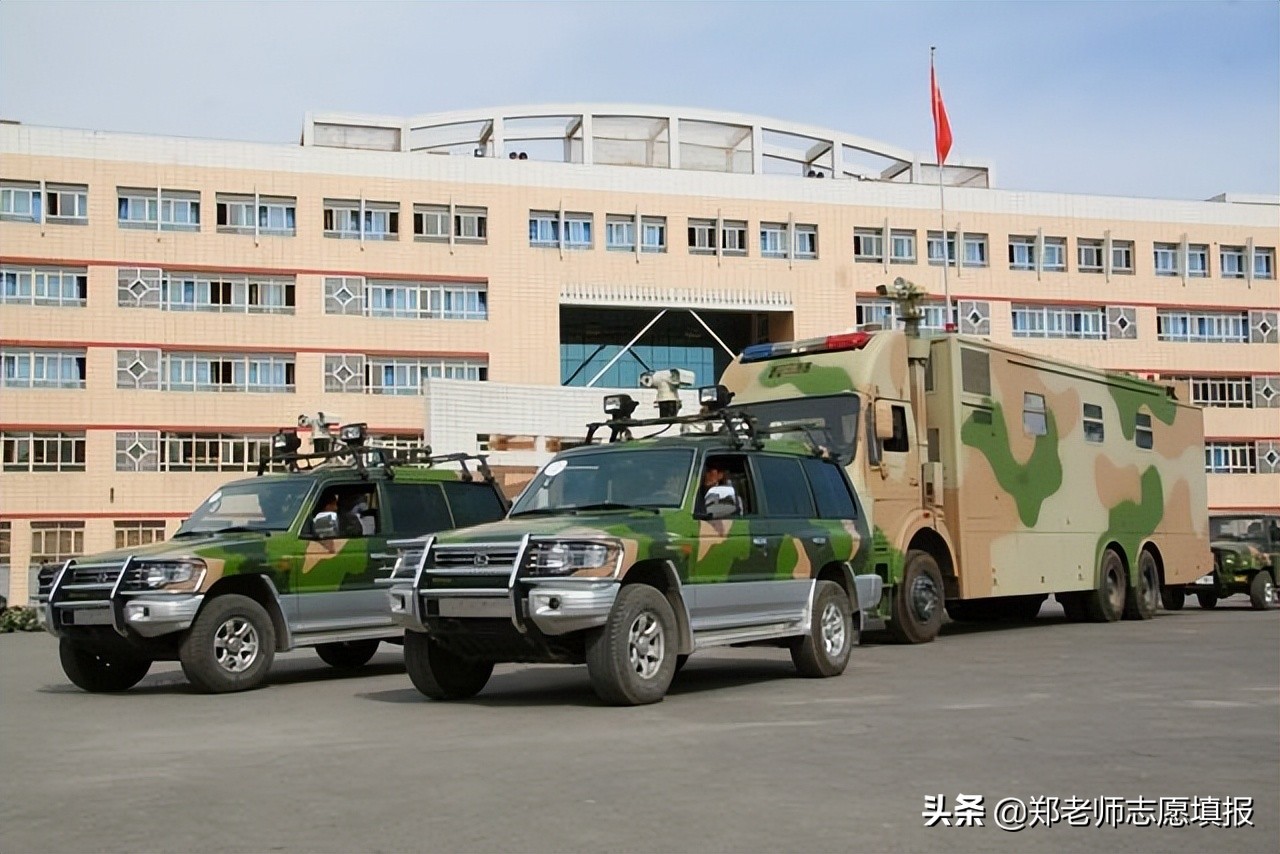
[256,444,500,485]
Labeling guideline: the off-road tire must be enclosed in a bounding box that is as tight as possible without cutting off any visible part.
[1248,571,1275,611]
[586,584,677,706]
[179,594,276,693]
[888,550,944,644]
[1196,591,1218,610]
[316,639,381,669]
[1084,549,1127,622]
[791,580,855,678]
[1123,550,1160,620]
[58,638,151,693]
[1161,586,1186,611]
[403,631,493,700]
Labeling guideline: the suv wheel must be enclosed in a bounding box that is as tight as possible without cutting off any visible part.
[1122,551,1160,620]
[888,551,944,644]
[1084,549,1127,622]
[586,584,677,706]
[58,638,151,693]
[180,594,276,693]
[316,640,381,669]
[1196,591,1218,610]
[791,580,855,678]
[1249,572,1275,611]
[403,631,493,700]
[1161,586,1185,611]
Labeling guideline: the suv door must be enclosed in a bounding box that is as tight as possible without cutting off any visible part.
[744,454,824,619]
[293,481,389,632]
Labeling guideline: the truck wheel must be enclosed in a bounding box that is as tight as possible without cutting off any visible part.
[403,631,492,700]
[1084,549,1127,622]
[1161,586,1185,610]
[1196,591,1218,610]
[888,551,944,644]
[1248,572,1275,611]
[586,584,677,706]
[791,580,855,678]
[1122,551,1160,620]
[58,638,151,693]
[316,640,381,669]
[179,594,276,693]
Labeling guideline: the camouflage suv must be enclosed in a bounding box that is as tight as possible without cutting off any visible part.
[387,401,883,706]
[1165,514,1278,611]
[34,435,508,693]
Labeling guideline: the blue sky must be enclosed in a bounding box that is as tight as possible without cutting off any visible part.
[2,0,1276,201]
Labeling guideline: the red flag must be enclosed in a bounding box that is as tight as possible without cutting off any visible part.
[931,64,953,166]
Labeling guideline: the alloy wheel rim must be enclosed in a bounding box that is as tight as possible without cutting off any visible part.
[213,617,260,673]
[820,601,846,656]
[627,611,665,680]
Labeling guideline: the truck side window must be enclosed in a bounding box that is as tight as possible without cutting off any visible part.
[384,482,451,536]
[441,481,507,527]
[802,458,857,519]
[884,405,909,453]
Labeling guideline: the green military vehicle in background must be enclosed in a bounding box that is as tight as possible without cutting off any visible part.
[33,424,508,693]
[1163,514,1278,611]
[387,391,884,706]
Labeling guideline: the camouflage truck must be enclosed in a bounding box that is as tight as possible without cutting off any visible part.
[32,425,508,693]
[387,402,883,706]
[719,326,1211,642]
[1164,514,1277,611]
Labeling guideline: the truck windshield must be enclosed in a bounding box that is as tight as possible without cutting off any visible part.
[728,395,860,464]
[511,449,695,515]
[175,480,313,536]
[1210,517,1268,542]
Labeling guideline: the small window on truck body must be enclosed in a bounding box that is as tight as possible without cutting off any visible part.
[1083,403,1105,443]
[1023,392,1047,436]
[1135,413,1153,450]
[883,405,909,453]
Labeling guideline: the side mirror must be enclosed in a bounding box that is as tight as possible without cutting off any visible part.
[703,485,739,519]
[874,399,895,441]
[313,511,340,540]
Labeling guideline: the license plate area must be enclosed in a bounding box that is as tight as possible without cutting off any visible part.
[61,607,113,625]
[1194,574,1216,586]
[435,597,510,619]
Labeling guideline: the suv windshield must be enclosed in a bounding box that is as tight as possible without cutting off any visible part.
[729,394,860,463]
[511,449,694,515]
[1210,517,1271,542]
[175,480,314,536]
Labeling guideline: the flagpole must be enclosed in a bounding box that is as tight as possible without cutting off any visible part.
[932,46,954,332]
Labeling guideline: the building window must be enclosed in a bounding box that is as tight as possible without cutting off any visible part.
[529,210,559,245]
[1023,392,1048,436]
[1008,236,1036,270]
[688,218,716,254]
[361,356,488,394]
[215,194,296,236]
[368,433,429,455]
[1153,243,1179,276]
[854,228,883,262]
[1255,247,1276,279]
[641,217,666,252]
[45,183,89,223]
[856,299,957,333]
[116,431,160,471]
[1179,376,1253,408]
[0,180,41,222]
[323,199,398,240]
[721,220,747,255]
[160,433,273,472]
[0,521,9,571]
[961,234,988,267]
[115,520,167,550]
[414,205,488,242]
[118,187,200,231]
[761,222,788,258]
[30,522,84,566]
[928,231,958,265]
[1156,310,1249,343]
[794,224,818,259]
[118,268,295,314]
[1,265,87,306]
[160,353,296,393]
[1083,403,1105,443]
[1187,244,1209,278]
[1221,246,1246,279]
[455,206,487,241]
[564,213,593,249]
[1111,240,1135,273]
[1135,413,1154,450]
[1010,304,1106,339]
[2,431,86,472]
[1205,441,1256,474]
[414,204,449,240]
[325,278,487,320]
[1077,239,1104,273]
[605,216,636,251]
[1,348,86,389]
[890,230,916,263]
[1042,237,1066,271]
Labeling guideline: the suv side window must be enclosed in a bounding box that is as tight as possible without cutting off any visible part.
[753,456,816,517]
[384,482,452,536]
[442,480,507,527]
[801,457,858,519]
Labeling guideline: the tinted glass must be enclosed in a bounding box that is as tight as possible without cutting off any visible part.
[442,480,507,527]
[177,478,312,535]
[753,456,815,517]
[384,482,451,535]
[511,449,694,514]
[802,458,857,519]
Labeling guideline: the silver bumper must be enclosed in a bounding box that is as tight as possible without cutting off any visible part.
[118,594,204,637]
[389,579,620,636]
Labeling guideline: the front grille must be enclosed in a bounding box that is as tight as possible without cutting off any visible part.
[56,559,128,602]
[431,544,520,571]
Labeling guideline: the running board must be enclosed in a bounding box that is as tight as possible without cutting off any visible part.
[287,626,402,649]
[693,620,807,650]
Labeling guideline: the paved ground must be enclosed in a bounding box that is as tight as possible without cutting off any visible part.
[1,597,1276,854]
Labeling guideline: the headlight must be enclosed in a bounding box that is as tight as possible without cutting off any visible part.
[524,540,620,577]
[133,559,206,591]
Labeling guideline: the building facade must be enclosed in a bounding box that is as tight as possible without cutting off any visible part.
[2,105,1278,603]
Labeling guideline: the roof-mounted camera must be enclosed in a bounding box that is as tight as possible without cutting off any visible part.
[640,368,695,418]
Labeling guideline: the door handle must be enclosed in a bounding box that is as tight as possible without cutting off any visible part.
[752,537,767,547]
[811,536,827,545]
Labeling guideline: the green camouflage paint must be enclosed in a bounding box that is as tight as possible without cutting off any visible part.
[758,360,857,397]
[1095,466,1164,577]
[1108,382,1178,441]
[960,400,1063,528]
